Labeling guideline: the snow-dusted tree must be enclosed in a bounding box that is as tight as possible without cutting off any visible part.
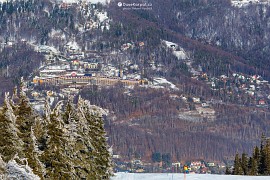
[62,97,79,143]
[35,97,51,153]
[72,97,98,179]
[15,80,44,177]
[41,102,74,179]
[61,98,79,178]
[81,99,112,179]
[1,89,112,179]
[0,93,23,162]
[0,156,7,179]
[11,85,19,102]
[43,97,51,125]
[28,126,45,178]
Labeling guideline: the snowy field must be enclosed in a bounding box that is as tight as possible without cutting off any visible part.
[111,173,270,180]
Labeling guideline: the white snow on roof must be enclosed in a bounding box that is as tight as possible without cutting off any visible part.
[40,69,66,73]
[97,12,108,22]
[46,65,70,70]
[163,40,177,47]
[66,41,80,51]
[126,74,141,80]
[112,173,270,180]
[36,45,60,54]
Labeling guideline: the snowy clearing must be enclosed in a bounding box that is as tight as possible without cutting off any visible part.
[231,0,270,7]
[111,173,270,180]
[162,40,188,60]
[152,77,179,90]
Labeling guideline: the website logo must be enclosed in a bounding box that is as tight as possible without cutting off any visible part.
[117,1,153,11]
[118,2,123,7]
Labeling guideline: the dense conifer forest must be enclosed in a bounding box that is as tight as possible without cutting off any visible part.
[230,135,270,176]
[0,81,112,179]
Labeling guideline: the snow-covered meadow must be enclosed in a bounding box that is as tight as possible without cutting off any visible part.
[112,173,270,180]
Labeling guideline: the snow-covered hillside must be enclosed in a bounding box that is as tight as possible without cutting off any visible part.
[231,0,270,7]
[0,0,109,3]
[112,173,270,180]
[58,0,108,3]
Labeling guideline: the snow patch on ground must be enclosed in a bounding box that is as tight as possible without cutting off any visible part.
[49,29,66,40]
[163,40,178,47]
[173,50,187,60]
[145,77,179,90]
[231,0,270,7]
[162,40,188,60]
[5,160,40,180]
[153,77,179,90]
[112,173,270,180]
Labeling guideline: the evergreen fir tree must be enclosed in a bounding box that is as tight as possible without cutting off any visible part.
[11,86,18,102]
[76,97,100,179]
[62,98,80,178]
[33,115,49,179]
[43,97,51,125]
[225,166,231,175]
[34,116,47,152]
[241,153,248,175]
[41,102,74,179]
[233,153,243,175]
[35,97,51,152]
[264,140,270,175]
[15,79,43,177]
[247,157,252,175]
[248,156,257,175]
[0,156,7,179]
[28,126,45,178]
[259,134,267,175]
[0,93,23,162]
[248,146,260,175]
[253,146,260,162]
[0,90,113,179]
[83,100,112,179]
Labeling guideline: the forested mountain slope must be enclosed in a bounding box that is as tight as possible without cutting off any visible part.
[0,0,270,164]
